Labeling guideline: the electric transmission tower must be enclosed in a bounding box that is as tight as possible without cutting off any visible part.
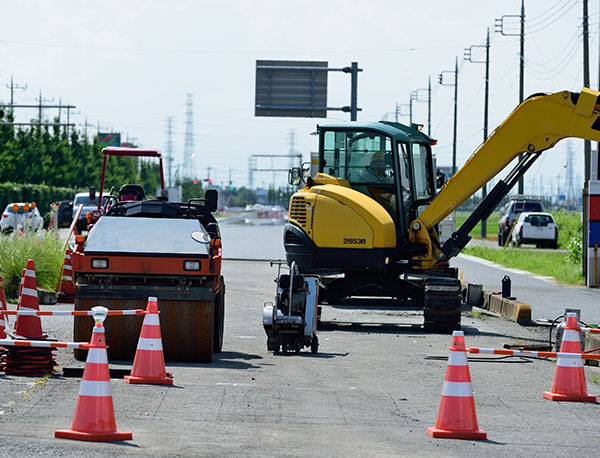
[165,116,174,187]
[183,93,196,179]
[288,129,297,169]
[566,140,574,200]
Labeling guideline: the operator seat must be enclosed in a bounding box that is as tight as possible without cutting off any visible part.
[118,184,146,202]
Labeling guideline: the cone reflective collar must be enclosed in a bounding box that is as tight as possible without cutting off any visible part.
[543,313,596,402]
[125,297,173,385]
[55,307,132,442]
[427,331,487,440]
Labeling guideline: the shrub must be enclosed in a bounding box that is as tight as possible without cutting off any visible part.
[0,232,64,298]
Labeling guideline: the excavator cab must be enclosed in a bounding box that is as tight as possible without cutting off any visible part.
[317,123,436,239]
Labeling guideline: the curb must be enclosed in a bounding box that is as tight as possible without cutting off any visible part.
[482,291,532,325]
[462,282,532,326]
[583,331,600,367]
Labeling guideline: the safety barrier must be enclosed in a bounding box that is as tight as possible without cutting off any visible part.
[468,347,600,360]
[0,338,89,350]
[0,309,145,317]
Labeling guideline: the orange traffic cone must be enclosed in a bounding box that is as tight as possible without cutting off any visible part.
[57,249,75,303]
[124,297,173,385]
[55,307,132,442]
[427,331,487,440]
[543,313,596,402]
[0,276,7,339]
[14,260,44,339]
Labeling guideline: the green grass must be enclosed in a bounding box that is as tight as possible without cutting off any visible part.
[463,245,584,285]
[455,211,501,241]
[0,233,65,298]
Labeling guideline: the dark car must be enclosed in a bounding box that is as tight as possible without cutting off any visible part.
[56,200,73,228]
[498,196,544,246]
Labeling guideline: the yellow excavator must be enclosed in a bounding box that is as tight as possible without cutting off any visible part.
[283,88,600,332]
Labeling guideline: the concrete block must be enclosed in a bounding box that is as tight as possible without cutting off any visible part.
[488,293,503,315]
[481,291,531,325]
[481,291,492,310]
[501,298,532,326]
[584,331,600,367]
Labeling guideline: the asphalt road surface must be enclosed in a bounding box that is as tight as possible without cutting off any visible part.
[1,259,599,457]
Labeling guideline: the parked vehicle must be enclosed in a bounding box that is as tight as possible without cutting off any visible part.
[511,212,558,248]
[0,202,44,233]
[72,192,108,233]
[498,196,544,245]
[56,200,73,228]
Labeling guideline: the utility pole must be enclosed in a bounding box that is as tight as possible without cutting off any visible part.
[583,0,591,280]
[518,0,525,194]
[439,57,459,174]
[5,75,27,115]
[583,0,591,182]
[411,84,431,131]
[465,27,491,238]
[427,76,431,135]
[495,0,525,192]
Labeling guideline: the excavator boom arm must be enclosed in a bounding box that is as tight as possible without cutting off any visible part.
[419,88,600,230]
[410,88,600,269]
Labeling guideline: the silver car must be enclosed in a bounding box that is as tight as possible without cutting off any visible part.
[0,203,44,233]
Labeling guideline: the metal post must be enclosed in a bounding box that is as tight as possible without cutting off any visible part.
[350,62,359,121]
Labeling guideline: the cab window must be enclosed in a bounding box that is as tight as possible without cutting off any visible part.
[411,143,433,200]
[322,130,393,184]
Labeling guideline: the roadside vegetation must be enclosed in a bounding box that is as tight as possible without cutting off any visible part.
[462,245,583,285]
[0,233,64,298]
[457,210,584,284]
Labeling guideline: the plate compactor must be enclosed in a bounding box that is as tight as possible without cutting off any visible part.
[262,261,319,354]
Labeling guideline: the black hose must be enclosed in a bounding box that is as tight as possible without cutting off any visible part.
[549,313,565,348]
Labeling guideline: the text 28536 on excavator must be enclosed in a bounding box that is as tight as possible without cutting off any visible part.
[280,88,600,333]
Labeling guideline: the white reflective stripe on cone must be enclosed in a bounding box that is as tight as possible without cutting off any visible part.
[86,348,109,364]
[562,329,580,342]
[61,275,72,281]
[448,351,468,366]
[79,380,112,397]
[25,269,36,278]
[63,264,72,270]
[143,314,160,326]
[137,337,163,351]
[21,287,38,297]
[557,357,584,368]
[442,381,474,397]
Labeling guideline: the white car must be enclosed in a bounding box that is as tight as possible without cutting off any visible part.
[0,202,44,233]
[511,212,558,248]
